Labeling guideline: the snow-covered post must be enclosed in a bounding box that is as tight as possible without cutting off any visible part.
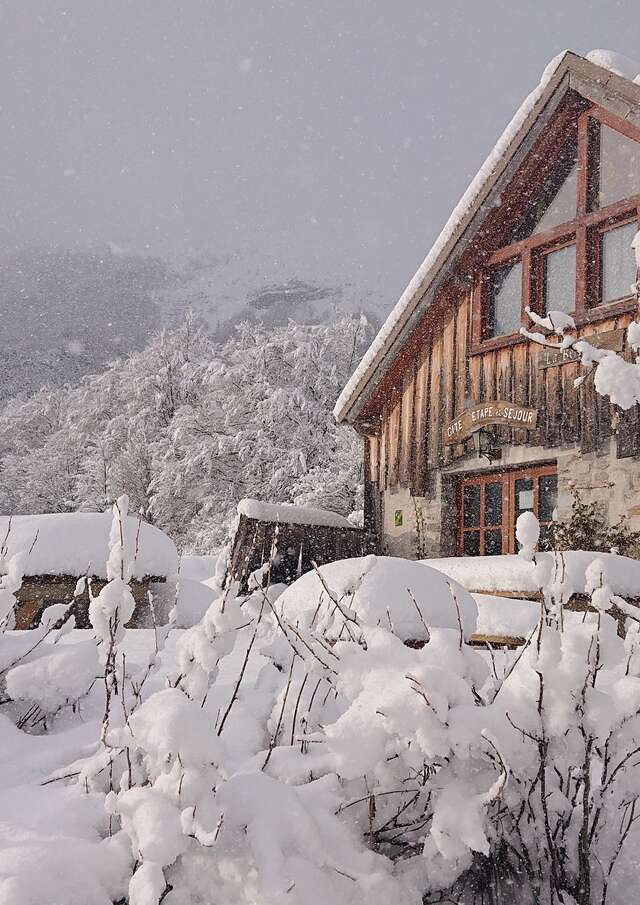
[0,533,24,635]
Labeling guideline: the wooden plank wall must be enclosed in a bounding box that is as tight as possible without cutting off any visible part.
[365,293,635,495]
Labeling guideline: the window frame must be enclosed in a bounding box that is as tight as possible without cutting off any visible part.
[473,105,640,352]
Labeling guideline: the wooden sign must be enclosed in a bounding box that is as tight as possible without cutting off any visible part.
[444,400,538,444]
[538,328,625,369]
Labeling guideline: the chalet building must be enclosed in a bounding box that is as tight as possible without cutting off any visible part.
[335,51,640,559]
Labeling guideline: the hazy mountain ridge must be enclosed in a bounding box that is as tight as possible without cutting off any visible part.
[0,245,386,400]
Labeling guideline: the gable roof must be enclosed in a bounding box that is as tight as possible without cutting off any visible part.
[334,50,640,426]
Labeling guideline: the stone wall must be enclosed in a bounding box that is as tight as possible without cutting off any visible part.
[379,439,640,559]
[556,440,640,530]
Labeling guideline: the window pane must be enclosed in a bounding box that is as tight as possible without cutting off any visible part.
[488,261,522,337]
[544,244,576,314]
[484,482,502,526]
[539,474,558,523]
[532,160,578,235]
[601,222,638,303]
[463,531,480,556]
[510,142,578,241]
[484,529,502,556]
[515,478,534,516]
[463,484,480,527]
[598,123,640,209]
[539,525,555,552]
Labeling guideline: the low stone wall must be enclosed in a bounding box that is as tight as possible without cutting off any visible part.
[14,574,164,629]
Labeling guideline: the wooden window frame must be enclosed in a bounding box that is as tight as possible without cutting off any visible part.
[472,105,640,353]
[458,463,557,556]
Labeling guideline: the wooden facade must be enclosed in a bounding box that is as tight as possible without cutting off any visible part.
[228,512,375,590]
[363,299,637,500]
[344,60,640,557]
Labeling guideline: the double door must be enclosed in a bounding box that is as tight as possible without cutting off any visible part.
[458,464,558,556]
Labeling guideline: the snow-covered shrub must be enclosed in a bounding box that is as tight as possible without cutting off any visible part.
[84,540,640,905]
[5,510,639,903]
[275,554,478,642]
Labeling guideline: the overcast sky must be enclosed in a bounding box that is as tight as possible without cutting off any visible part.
[2,0,639,304]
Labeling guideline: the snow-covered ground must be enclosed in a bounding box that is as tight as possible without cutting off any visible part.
[4,505,640,904]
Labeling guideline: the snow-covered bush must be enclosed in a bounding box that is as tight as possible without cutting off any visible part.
[76,535,640,905]
[5,511,640,904]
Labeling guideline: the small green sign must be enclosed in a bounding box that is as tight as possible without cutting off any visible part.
[394,509,403,527]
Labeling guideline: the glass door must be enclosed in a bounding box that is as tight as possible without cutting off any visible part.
[459,465,557,555]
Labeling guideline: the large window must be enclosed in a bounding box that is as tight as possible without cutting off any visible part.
[600,219,638,303]
[478,106,640,343]
[459,465,558,556]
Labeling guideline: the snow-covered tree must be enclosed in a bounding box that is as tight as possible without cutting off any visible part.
[0,314,373,552]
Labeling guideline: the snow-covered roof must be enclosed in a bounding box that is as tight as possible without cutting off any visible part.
[335,49,640,424]
[0,513,178,580]
[237,498,354,529]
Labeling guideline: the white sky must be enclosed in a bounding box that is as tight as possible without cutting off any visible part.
[2,0,639,303]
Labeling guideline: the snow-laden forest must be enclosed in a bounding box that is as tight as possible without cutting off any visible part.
[0,313,373,552]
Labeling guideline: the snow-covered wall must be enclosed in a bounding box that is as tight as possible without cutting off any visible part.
[237,498,355,529]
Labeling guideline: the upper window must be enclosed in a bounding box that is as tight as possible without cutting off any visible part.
[543,243,576,313]
[600,220,638,303]
[478,107,640,343]
[597,123,640,209]
[488,260,522,336]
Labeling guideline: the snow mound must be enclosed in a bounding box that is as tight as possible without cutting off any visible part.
[238,498,354,529]
[473,593,540,639]
[179,554,218,583]
[0,513,177,580]
[174,577,219,628]
[423,552,640,598]
[586,49,640,82]
[277,555,477,642]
